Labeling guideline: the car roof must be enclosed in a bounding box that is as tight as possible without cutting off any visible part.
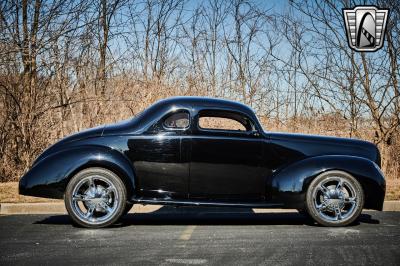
[154,96,255,116]
[129,96,263,133]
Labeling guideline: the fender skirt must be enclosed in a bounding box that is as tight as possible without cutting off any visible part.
[268,155,385,210]
[19,146,135,199]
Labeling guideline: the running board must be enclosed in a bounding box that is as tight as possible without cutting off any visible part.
[130,197,284,208]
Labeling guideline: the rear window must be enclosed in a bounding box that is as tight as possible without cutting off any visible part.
[163,112,190,129]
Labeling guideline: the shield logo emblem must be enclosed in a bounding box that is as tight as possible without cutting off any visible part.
[343,6,389,52]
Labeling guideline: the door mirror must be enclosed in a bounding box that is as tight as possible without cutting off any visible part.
[249,130,260,137]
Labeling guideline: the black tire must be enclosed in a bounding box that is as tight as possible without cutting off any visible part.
[65,167,127,228]
[297,208,313,220]
[305,170,364,227]
[123,203,134,216]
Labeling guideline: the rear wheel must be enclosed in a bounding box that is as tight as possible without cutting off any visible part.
[297,208,312,220]
[305,170,364,227]
[65,167,127,228]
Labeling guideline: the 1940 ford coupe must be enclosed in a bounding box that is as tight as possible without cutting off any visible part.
[19,97,385,228]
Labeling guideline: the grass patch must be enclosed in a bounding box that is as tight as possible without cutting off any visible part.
[386,179,400,201]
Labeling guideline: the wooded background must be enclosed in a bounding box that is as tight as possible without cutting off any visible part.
[0,0,399,197]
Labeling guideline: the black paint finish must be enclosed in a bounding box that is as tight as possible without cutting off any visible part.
[19,97,385,211]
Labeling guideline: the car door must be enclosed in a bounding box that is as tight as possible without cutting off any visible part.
[189,109,265,200]
[127,110,191,199]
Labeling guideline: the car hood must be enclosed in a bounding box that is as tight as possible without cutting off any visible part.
[267,132,381,166]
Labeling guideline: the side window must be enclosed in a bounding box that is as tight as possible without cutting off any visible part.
[198,110,253,132]
[163,112,190,129]
[199,117,246,131]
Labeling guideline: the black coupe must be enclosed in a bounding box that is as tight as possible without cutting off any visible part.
[19,97,385,228]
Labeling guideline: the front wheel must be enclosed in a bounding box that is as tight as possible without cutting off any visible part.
[305,170,364,227]
[65,167,127,228]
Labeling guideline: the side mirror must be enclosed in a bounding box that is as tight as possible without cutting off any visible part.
[250,130,260,137]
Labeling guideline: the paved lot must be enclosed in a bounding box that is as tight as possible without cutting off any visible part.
[0,207,399,265]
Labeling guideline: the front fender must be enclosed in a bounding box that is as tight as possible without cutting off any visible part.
[19,145,135,199]
[269,155,385,210]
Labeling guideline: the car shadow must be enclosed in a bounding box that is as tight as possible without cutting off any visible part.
[34,206,380,227]
[121,207,311,226]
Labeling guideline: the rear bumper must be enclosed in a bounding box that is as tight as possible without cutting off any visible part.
[19,168,65,199]
[364,183,385,211]
[363,164,386,211]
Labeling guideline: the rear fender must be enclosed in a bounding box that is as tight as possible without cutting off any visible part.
[269,155,385,210]
[19,145,135,199]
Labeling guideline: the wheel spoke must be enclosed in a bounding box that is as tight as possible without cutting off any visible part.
[104,204,113,214]
[319,184,329,197]
[316,201,327,211]
[104,186,116,196]
[98,201,113,214]
[87,177,95,188]
[336,179,343,190]
[72,194,89,202]
[345,196,356,205]
[334,207,343,221]
[85,207,95,219]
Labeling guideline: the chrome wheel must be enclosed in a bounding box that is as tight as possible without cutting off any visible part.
[65,167,127,228]
[312,176,357,222]
[306,171,364,226]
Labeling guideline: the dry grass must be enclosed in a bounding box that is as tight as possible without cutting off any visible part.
[386,179,400,200]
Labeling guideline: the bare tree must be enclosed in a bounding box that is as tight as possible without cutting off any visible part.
[279,0,399,145]
[0,0,399,185]
[96,0,125,94]
[0,0,90,178]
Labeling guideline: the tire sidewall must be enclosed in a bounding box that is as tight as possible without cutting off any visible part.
[65,167,127,228]
[306,170,364,227]
[123,203,134,216]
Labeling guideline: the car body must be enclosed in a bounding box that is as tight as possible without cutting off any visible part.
[19,96,385,227]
